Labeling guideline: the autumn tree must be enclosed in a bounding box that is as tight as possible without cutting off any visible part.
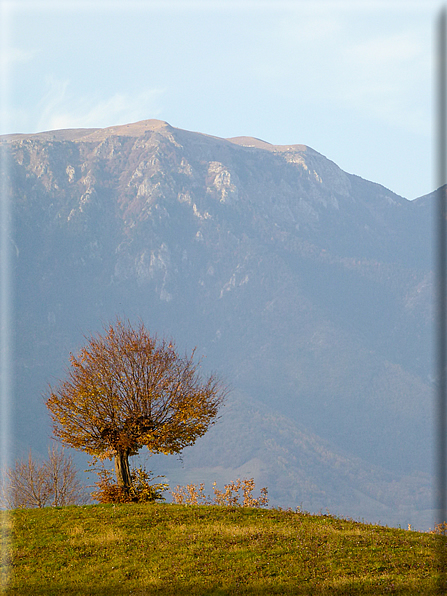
[46,319,226,493]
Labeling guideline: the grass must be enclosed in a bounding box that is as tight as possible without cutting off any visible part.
[1,502,444,595]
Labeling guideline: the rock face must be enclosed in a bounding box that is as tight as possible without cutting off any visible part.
[2,119,435,528]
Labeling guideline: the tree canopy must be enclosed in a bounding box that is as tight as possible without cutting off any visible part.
[46,319,226,490]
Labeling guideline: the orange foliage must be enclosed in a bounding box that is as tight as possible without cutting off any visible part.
[171,478,268,508]
[91,467,168,504]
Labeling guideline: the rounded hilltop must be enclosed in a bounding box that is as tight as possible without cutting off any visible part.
[0,119,172,143]
[227,135,308,153]
[81,119,172,141]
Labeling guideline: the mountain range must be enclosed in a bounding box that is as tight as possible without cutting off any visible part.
[1,119,436,529]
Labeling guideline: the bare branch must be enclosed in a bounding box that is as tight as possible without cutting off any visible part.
[0,448,88,509]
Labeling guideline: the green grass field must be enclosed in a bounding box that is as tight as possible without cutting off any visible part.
[1,503,444,595]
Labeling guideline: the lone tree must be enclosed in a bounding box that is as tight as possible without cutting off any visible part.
[46,319,226,492]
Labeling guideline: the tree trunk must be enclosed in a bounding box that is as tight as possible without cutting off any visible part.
[114,450,131,490]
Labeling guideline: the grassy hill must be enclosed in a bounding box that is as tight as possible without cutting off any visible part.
[1,502,442,595]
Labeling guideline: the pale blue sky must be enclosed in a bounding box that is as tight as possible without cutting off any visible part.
[0,0,443,200]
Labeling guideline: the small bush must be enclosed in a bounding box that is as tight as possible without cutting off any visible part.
[92,467,168,504]
[429,521,447,535]
[171,478,268,508]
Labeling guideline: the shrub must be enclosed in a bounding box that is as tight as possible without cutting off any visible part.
[92,466,168,504]
[429,521,447,535]
[171,478,268,508]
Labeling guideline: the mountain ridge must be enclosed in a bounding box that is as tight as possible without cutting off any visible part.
[3,119,435,529]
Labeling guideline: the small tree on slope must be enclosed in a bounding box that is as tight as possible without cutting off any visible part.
[1,446,88,508]
[46,318,226,494]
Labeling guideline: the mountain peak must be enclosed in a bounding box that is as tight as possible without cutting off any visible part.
[79,119,171,141]
[0,119,172,144]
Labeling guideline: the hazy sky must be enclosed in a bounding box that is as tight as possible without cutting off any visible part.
[0,0,443,200]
